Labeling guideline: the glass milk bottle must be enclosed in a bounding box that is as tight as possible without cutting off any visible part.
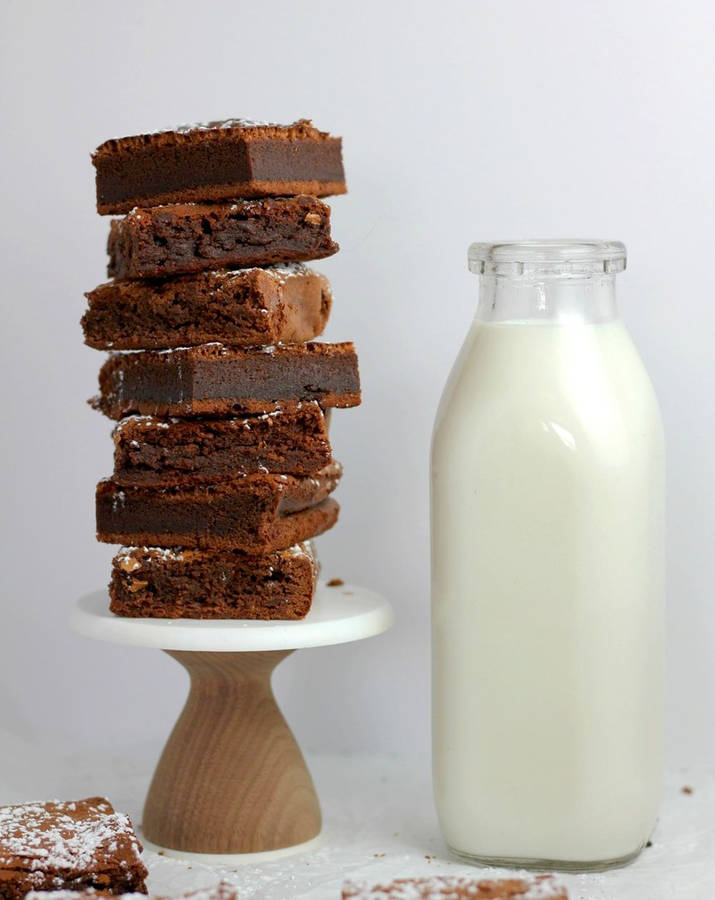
[431,241,665,871]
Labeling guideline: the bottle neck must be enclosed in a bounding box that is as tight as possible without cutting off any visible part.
[476,273,619,324]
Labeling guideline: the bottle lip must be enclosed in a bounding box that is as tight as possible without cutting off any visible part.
[468,240,627,276]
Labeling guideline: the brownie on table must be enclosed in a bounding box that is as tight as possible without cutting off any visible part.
[112,403,332,486]
[93,118,346,214]
[93,342,360,419]
[27,883,238,900]
[342,877,568,900]
[0,797,147,900]
[82,264,332,350]
[96,465,341,552]
[107,197,338,279]
[110,541,319,619]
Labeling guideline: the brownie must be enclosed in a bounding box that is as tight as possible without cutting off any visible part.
[107,197,338,279]
[111,403,332,485]
[342,877,568,900]
[25,895,138,900]
[93,119,346,214]
[25,895,137,900]
[93,342,360,419]
[27,884,237,900]
[96,465,341,551]
[82,264,332,350]
[110,541,319,619]
[0,797,147,900]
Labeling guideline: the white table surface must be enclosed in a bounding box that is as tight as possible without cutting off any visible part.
[0,732,710,900]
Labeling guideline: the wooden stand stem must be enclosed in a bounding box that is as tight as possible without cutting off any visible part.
[142,650,322,854]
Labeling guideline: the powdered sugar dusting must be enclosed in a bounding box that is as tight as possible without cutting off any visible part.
[27,882,236,900]
[342,877,567,900]
[173,118,282,132]
[285,541,314,559]
[115,546,187,567]
[200,262,311,282]
[0,797,144,875]
[115,416,176,429]
[110,342,224,358]
[27,894,147,900]
[177,881,237,900]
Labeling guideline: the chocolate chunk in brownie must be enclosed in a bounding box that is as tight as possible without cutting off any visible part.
[96,465,341,551]
[93,118,346,214]
[0,797,147,900]
[82,264,332,350]
[93,342,360,419]
[110,541,320,619]
[342,876,568,900]
[107,197,338,279]
[112,403,332,486]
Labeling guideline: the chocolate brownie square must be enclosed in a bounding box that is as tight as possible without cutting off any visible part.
[111,403,332,486]
[27,883,237,900]
[93,342,360,419]
[96,464,341,552]
[93,118,346,214]
[110,541,319,619]
[0,797,147,900]
[107,197,338,279]
[82,264,331,351]
[342,877,568,900]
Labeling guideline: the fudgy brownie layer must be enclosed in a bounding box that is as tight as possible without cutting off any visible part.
[112,403,332,485]
[110,542,319,619]
[83,264,332,350]
[0,798,147,900]
[107,197,338,279]
[93,119,346,214]
[93,342,360,419]
[96,466,341,551]
[342,876,568,900]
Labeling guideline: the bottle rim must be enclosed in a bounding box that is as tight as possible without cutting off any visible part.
[468,240,626,276]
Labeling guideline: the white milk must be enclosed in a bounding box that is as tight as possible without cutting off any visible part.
[431,317,665,867]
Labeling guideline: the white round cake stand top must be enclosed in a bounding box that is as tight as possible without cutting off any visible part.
[71,581,393,652]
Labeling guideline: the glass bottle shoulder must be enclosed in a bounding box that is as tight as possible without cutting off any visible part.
[432,317,663,465]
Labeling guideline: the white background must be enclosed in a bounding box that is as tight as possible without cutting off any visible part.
[0,0,713,773]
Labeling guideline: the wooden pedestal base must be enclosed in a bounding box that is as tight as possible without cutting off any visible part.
[142,650,321,854]
[72,585,393,858]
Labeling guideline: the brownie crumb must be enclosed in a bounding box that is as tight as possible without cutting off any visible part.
[681,785,694,795]
[327,577,344,587]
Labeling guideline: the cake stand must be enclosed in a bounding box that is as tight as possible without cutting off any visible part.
[71,582,392,863]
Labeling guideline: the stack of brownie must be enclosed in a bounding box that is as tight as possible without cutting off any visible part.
[82,119,360,619]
